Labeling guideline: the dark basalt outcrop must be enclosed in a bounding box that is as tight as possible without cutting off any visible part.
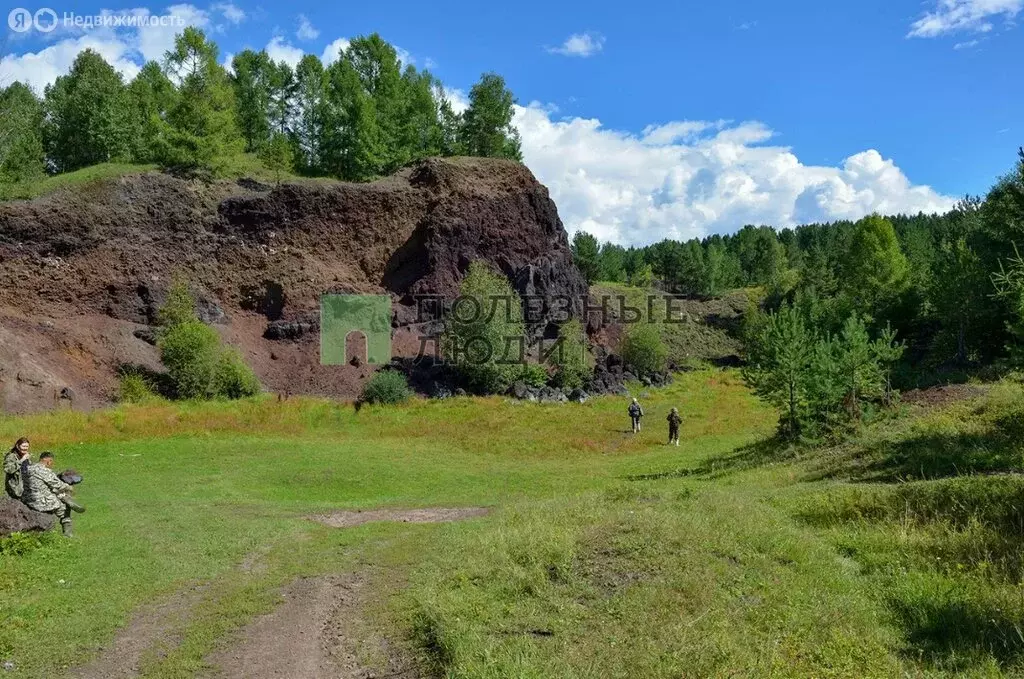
[0,157,588,412]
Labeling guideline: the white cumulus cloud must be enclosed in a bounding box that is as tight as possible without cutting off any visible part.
[212,2,245,24]
[547,32,605,57]
[265,36,304,68]
[0,34,140,92]
[296,14,319,41]
[0,13,954,249]
[908,0,1023,37]
[515,104,955,245]
[320,37,351,65]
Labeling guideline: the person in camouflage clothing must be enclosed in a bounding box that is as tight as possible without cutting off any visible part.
[24,452,84,537]
[4,438,31,500]
[667,407,681,446]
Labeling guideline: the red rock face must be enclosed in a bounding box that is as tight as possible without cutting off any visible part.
[0,157,587,412]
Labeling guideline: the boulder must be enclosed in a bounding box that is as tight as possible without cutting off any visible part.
[510,381,531,400]
[538,386,568,403]
[0,497,55,537]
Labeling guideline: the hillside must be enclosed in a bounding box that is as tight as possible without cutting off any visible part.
[0,158,587,412]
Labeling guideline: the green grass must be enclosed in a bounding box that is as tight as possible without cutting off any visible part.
[590,282,747,366]
[0,163,158,201]
[2,371,1023,677]
[0,154,318,203]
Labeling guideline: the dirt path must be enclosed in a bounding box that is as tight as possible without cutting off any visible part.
[308,506,489,528]
[70,584,208,679]
[206,508,493,678]
[204,573,419,679]
[67,508,485,678]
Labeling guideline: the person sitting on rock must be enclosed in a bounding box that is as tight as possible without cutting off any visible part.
[667,407,682,446]
[24,452,85,537]
[628,398,644,433]
[3,438,31,500]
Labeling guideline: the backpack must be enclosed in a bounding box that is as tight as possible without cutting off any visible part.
[628,403,642,417]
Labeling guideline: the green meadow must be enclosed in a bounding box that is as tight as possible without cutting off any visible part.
[2,371,1023,678]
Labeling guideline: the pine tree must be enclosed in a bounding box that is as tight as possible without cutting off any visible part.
[267,60,296,135]
[345,34,406,174]
[437,88,464,156]
[930,237,986,363]
[841,214,910,318]
[742,305,815,439]
[259,131,293,185]
[571,232,601,284]
[160,28,244,173]
[323,55,383,181]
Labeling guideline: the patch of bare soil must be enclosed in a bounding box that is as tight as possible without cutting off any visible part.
[308,506,489,528]
[71,584,208,679]
[205,574,419,679]
[901,383,987,408]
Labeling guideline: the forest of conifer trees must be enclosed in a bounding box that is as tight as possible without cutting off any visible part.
[0,29,522,186]
[573,148,1024,387]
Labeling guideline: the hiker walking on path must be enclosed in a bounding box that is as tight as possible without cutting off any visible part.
[667,407,681,446]
[628,398,644,433]
[4,438,31,500]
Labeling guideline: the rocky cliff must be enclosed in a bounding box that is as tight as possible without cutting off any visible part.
[0,157,588,412]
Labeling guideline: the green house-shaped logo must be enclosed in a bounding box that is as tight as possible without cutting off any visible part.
[320,294,392,365]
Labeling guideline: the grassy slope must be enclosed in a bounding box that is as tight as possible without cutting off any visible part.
[590,282,749,367]
[2,373,1022,677]
[0,154,310,202]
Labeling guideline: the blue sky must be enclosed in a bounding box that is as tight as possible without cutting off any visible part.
[2,0,1021,244]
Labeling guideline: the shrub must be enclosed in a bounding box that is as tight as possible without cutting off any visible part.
[158,276,198,330]
[361,370,413,405]
[154,278,261,401]
[118,370,160,403]
[550,318,589,390]
[444,262,527,394]
[518,363,550,388]
[213,348,261,399]
[158,320,222,399]
[622,324,668,376]
[0,530,54,556]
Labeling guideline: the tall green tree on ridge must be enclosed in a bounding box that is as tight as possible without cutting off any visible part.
[460,73,522,161]
[160,27,244,172]
[323,53,384,181]
[0,82,46,185]
[126,61,177,164]
[230,49,274,152]
[43,49,132,172]
[292,54,329,174]
[345,34,407,175]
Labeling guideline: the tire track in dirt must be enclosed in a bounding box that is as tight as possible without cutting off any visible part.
[204,573,419,679]
[70,584,209,679]
[67,508,487,678]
